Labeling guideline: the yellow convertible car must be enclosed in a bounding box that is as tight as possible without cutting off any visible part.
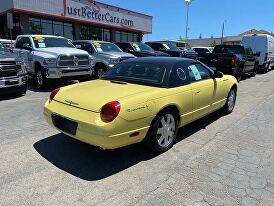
[44,57,237,153]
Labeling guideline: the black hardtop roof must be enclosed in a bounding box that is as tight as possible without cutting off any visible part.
[123,57,195,68]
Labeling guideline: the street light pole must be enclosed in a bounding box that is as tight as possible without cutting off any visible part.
[221,20,227,44]
[185,0,192,43]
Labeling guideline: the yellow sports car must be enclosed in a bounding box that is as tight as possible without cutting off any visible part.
[44,57,237,153]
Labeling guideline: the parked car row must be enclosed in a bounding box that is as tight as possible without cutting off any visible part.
[1,33,273,96]
[192,34,274,81]
[72,40,198,78]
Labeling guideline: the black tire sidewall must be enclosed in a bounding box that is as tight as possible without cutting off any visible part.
[223,88,237,114]
[35,66,47,87]
[95,64,107,78]
[144,109,179,153]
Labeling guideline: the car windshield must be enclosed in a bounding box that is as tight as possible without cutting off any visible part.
[93,42,121,52]
[32,36,75,48]
[0,43,9,52]
[101,62,166,87]
[161,42,181,51]
[131,43,154,52]
[175,42,191,50]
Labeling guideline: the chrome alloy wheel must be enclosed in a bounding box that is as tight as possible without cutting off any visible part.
[156,114,176,147]
[228,90,236,112]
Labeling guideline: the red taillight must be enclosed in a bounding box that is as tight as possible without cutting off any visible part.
[264,53,269,62]
[49,88,60,102]
[100,101,121,123]
[231,56,237,66]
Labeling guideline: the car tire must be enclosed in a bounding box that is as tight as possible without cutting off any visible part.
[264,64,270,73]
[35,66,47,88]
[222,87,237,115]
[250,66,257,77]
[235,67,243,82]
[144,109,179,153]
[95,64,107,79]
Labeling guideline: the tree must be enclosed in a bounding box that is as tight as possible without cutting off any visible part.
[179,36,184,40]
[209,40,217,47]
[199,33,202,39]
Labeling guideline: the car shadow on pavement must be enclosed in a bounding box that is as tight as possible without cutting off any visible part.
[28,80,80,93]
[0,93,25,101]
[34,111,223,181]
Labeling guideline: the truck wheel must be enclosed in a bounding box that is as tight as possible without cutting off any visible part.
[95,64,107,79]
[235,68,243,82]
[35,67,47,87]
[250,67,257,77]
[143,109,178,153]
[264,64,270,73]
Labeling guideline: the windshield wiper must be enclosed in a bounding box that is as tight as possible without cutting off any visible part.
[110,80,128,85]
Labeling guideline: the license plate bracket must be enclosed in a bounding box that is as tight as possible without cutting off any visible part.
[52,114,78,135]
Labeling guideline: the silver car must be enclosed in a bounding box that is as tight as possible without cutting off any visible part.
[73,40,135,78]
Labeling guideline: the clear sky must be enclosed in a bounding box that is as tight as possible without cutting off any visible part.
[101,0,274,41]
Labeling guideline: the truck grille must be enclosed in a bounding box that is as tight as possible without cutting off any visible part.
[120,57,135,62]
[0,61,20,78]
[58,55,90,67]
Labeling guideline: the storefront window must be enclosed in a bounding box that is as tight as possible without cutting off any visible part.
[29,17,42,34]
[53,21,64,36]
[29,17,73,39]
[41,19,53,35]
[115,31,139,42]
[80,24,110,41]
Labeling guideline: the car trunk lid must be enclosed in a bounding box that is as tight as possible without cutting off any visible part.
[54,79,153,112]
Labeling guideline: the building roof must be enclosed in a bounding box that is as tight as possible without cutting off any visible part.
[239,29,272,36]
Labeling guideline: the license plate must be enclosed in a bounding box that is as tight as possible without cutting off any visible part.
[52,114,78,135]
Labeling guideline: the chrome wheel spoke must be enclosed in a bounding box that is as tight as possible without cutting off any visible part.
[156,114,176,148]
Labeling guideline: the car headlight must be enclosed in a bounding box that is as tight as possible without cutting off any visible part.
[16,60,27,73]
[43,58,57,65]
[109,58,120,64]
[89,55,95,66]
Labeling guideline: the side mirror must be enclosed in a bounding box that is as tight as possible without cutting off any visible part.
[22,43,32,51]
[75,44,82,49]
[214,70,224,78]
[9,48,14,53]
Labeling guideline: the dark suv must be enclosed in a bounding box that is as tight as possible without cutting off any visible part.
[145,41,198,59]
[115,42,170,57]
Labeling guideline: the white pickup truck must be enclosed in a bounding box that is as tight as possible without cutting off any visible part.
[13,35,94,87]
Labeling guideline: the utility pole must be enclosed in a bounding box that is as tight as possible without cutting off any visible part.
[184,0,193,43]
[221,20,227,44]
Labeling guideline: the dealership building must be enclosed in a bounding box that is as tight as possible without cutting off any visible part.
[0,0,153,42]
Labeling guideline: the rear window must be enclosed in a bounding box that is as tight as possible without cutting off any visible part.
[213,45,244,54]
[101,62,166,87]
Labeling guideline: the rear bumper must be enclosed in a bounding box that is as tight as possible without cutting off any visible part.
[46,67,93,79]
[44,100,149,149]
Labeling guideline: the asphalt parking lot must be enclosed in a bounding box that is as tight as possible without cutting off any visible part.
[1,71,274,206]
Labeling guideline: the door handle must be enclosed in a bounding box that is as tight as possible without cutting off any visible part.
[195,91,201,94]
[223,79,229,82]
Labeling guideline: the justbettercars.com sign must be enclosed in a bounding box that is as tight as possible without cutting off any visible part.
[64,0,152,32]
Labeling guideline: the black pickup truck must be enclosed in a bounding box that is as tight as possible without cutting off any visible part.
[200,45,258,81]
